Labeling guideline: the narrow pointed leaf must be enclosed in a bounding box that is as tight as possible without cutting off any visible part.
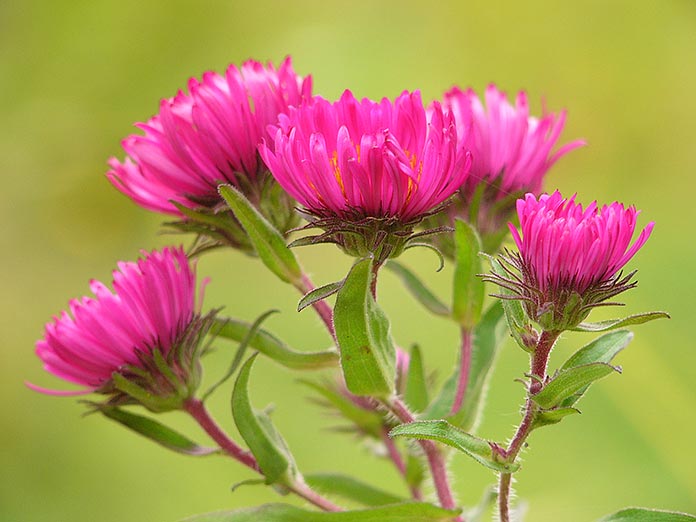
[389,420,519,473]
[598,508,696,521]
[231,354,297,486]
[404,345,429,412]
[572,311,670,332]
[334,258,395,396]
[298,280,344,312]
[212,317,338,370]
[531,407,581,430]
[97,406,216,456]
[561,330,633,370]
[203,310,278,401]
[304,473,404,506]
[181,502,461,522]
[532,363,618,410]
[424,303,506,432]
[385,261,449,316]
[489,257,537,351]
[219,184,301,284]
[298,379,383,437]
[452,219,484,328]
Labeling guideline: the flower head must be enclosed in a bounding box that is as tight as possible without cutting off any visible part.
[486,191,654,331]
[30,247,210,411]
[107,58,311,246]
[435,85,584,252]
[260,90,471,262]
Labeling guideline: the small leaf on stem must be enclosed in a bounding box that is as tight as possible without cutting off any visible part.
[389,419,519,473]
[219,184,301,284]
[96,405,216,456]
[572,311,670,332]
[298,280,344,312]
[532,363,619,410]
[404,345,429,412]
[304,473,404,506]
[452,219,484,329]
[231,354,299,486]
[597,507,696,521]
[334,257,396,396]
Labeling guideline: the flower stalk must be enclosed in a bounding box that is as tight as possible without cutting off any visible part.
[497,330,560,522]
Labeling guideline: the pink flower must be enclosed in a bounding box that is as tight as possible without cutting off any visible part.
[487,191,654,331]
[261,90,470,221]
[30,247,207,407]
[107,58,312,216]
[259,90,470,260]
[445,84,584,198]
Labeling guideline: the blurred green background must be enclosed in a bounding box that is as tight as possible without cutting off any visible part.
[2,1,695,520]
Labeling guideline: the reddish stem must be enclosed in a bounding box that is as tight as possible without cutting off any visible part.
[381,426,423,500]
[497,330,559,522]
[388,397,461,518]
[184,398,341,512]
[450,327,473,415]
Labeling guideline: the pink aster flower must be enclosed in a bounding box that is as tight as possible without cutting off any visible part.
[259,90,471,262]
[436,85,584,251]
[106,58,311,241]
[30,247,210,411]
[486,191,654,331]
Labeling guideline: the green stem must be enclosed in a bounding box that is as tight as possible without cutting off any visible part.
[497,330,560,522]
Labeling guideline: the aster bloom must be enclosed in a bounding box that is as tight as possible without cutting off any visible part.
[259,90,471,263]
[436,85,585,252]
[107,58,312,247]
[485,191,654,331]
[30,247,211,411]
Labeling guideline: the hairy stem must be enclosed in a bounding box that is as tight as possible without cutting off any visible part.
[450,327,473,415]
[298,272,335,339]
[497,330,560,522]
[381,426,423,500]
[184,398,341,512]
[387,396,461,518]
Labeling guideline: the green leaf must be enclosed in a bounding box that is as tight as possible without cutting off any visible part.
[572,311,670,332]
[532,363,619,410]
[389,420,519,473]
[218,184,301,284]
[203,310,279,401]
[385,261,449,316]
[334,258,396,396]
[212,317,338,370]
[404,345,429,412]
[298,280,344,312]
[231,355,298,486]
[531,407,581,430]
[298,379,383,438]
[556,330,634,409]
[424,303,507,431]
[97,406,216,456]
[598,507,696,521]
[488,257,537,352]
[304,473,404,506]
[181,502,461,522]
[561,330,633,370]
[451,219,484,329]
